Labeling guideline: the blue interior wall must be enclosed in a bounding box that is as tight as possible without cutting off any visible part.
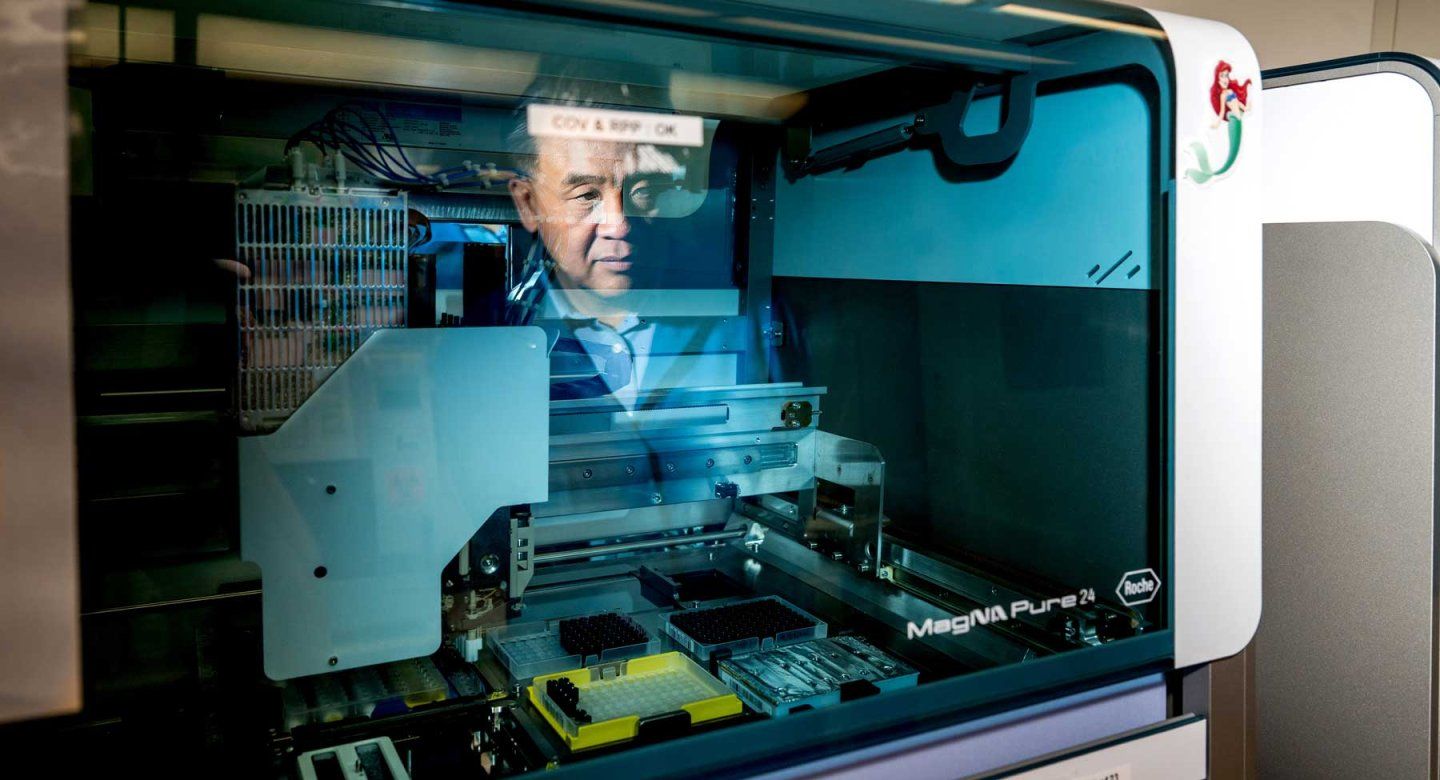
[773,82,1154,290]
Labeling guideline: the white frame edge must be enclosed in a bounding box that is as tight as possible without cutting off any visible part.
[1147,9,1264,668]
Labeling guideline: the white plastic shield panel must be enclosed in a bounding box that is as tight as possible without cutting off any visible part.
[241,328,549,679]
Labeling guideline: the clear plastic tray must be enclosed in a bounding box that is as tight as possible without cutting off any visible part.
[489,612,657,682]
[528,652,742,750]
[281,656,449,729]
[661,596,827,662]
[718,635,918,717]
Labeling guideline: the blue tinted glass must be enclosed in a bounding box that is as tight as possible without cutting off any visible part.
[64,0,1171,774]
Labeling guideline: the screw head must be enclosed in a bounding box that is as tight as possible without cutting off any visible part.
[328,656,338,667]
[325,485,337,495]
[581,468,593,479]
[651,493,663,504]
[479,554,501,576]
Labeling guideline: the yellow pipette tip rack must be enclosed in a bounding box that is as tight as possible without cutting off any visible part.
[528,651,742,751]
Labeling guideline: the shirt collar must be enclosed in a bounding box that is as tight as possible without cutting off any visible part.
[536,273,648,334]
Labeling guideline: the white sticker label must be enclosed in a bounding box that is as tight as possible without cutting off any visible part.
[1073,766,1130,780]
[527,105,704,147]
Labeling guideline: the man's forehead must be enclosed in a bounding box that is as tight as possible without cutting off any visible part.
[533,137,681,181]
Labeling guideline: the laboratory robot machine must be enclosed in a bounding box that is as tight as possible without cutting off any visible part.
[1258,53,1440,779]
[0,1,1262,778]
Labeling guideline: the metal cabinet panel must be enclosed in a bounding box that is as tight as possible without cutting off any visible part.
[1260,221,1438,778]
[0,0,81,725]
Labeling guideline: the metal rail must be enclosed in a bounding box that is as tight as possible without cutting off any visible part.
[533,529,744,565]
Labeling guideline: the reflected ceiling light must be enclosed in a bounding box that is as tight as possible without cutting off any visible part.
[195,16,540,94]
[669,71,808,120]
[728,16,1056,66]
[571,0,717,17]
[995,4,1168,39]
[71,3,176,64]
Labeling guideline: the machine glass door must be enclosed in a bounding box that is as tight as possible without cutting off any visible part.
[66,0,1172,775]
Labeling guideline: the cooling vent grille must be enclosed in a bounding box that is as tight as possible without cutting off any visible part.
[235,189,408,432]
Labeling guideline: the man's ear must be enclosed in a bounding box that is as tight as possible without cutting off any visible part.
[509,178,542,234]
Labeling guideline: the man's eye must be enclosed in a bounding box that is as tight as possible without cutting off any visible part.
[629,185,659,208]
[573,189,601,202]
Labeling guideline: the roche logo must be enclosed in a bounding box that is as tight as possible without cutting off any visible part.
[1115,569,1162,607]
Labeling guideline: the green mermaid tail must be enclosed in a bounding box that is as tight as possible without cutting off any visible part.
[1185,116,1243,184]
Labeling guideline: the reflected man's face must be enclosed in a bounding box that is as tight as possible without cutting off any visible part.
[509,137,675,297]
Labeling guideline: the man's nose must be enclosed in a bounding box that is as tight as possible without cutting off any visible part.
[595,189,631,240]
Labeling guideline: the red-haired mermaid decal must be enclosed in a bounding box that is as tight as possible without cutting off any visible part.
[1186,60,1252,184]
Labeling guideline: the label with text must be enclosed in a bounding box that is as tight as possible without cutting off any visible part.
[527,105,704,147]
[1115,568,1162,607]
[905,587,1098,640]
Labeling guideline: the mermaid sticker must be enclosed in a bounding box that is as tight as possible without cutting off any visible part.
[1185,60,1252,184]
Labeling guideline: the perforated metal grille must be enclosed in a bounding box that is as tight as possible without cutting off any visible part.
[235,190,408,431]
